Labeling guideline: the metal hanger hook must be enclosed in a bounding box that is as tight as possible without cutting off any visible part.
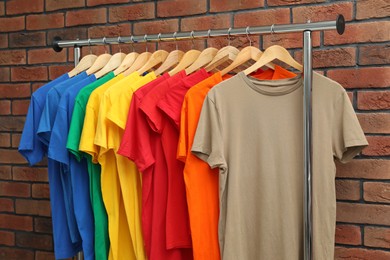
[207,29,211,48]
[190,31,195,49]
[173,31,178,50]
[130,36,135,52]
[102,37,109,53]
[227,27,232,46]
[88,38,92,54]
[270,24,275,34]
[117,36,122,53]
[157,33,162,50]
[144,34,148,52]
[245,27,252,46]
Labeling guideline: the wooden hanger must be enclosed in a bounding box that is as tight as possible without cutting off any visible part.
[85,53,112,75]
[68,54,97,77]
[137,50,169,75]
[113,52,139,76]
[154,50,184,75]
[204,46,240,72]
[168,50,201,76]
[220,46,274,76]
[123,51,152,76]
[244,45,303,75]
[94,52,126,79]
[185,47,218,75]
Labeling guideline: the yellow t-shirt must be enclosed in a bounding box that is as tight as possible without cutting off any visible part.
[95,72,156,260]
[82,72,140,260]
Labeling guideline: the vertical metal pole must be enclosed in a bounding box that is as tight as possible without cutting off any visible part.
[74,45,81,66]
[74,45,83,260]
[303,30,313,260]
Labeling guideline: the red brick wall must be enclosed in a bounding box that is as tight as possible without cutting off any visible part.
[0,0,389,259]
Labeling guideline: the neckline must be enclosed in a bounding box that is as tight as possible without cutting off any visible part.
[238,72,303,96]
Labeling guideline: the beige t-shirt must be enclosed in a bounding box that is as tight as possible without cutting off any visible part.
[192,72,368,260]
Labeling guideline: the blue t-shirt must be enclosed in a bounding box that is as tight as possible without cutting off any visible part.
[18,73,83,259]
[48,75,97,260]
[37,72,88,245]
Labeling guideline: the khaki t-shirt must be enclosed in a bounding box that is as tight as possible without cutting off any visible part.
[192,72,368,260]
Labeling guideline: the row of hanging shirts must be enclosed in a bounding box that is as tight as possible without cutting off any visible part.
[19,29,365,260]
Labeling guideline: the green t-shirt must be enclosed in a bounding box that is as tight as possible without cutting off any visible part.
[67,72,115,260]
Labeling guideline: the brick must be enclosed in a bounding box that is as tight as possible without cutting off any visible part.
[0,149,26,164]
[0,33,8,48]
[335,224,361,245]
[88,23,132,38]
[35,251,55,260]
[0,133,10,147]
[16,199,51,216]
[66,8,107,27]
[268,0,325,6]
[0,247,34,259]
[357,0,390,20]
[337,202,390,226]
[336,179,360,201]
[364,182,390,203]
[328,67,390,89]
[358,91,390,110]
[109,3,154,23]
[28,48,67,64]
[0,117,26,132]
[0,231,15,246]
[0,166,11,180]
[0,67,10,82]
[0,100,11,115]
[46,0,84,11]
[48,65,73,80]
[294,47,356,69]
[293,2,353,23]
[32,183,50,199]
[0,16,25,32]
[0,198,14,212]
[9,32,46,48]
[0,181,30,197]
[12,100,30,116]
[0,50,26,65]
[325,21,390,45]
[16,232,53,251]
[6,0,43,15]
[335,247,390,260]
[27,13,64,30]
[11,66,48,82]
[181,14,231,31]
[13,167,48,182]
[157,0,206,17]
[358,113,390,134]
[47,28,88,46]
[363,136,390,156]
[0,2,4,15]
[32,82,45,92]
[88,0,129,6]
[134,19,179,35]
[0,83,30,98]
[234,9,290,28]
[359,44,390,65]
[0,214,33,231]
[263,31,320,49]
[210,0,264,12]
[11,133,21,148]
[364,227,390,249]
[34,217,53,234]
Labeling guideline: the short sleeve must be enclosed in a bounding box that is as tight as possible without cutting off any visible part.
[67,100,85,161]
[191,95,226,171]
[48,105,69,165]
[18,97,45,165]
[177,95,188,162]
[333,91,368,163]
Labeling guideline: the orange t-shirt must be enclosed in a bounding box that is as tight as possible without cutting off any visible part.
[177,66,296,260]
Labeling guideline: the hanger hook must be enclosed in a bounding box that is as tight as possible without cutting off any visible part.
[245,27,252,46]
[88,38,92,54]
[130,35,135,52]
[144,34,148,52]
[157,33,162,50]
[270,24,275,34]
[102,37,109,53]
[190,31,195,49]
[117,35,122,53]
[173,31,178,50]
[227,27,232,46]
[207,29,211,48]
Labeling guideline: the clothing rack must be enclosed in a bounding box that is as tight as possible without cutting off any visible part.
[52,15,345,260]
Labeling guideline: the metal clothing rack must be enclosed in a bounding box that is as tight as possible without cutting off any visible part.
[52,15,345,260]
